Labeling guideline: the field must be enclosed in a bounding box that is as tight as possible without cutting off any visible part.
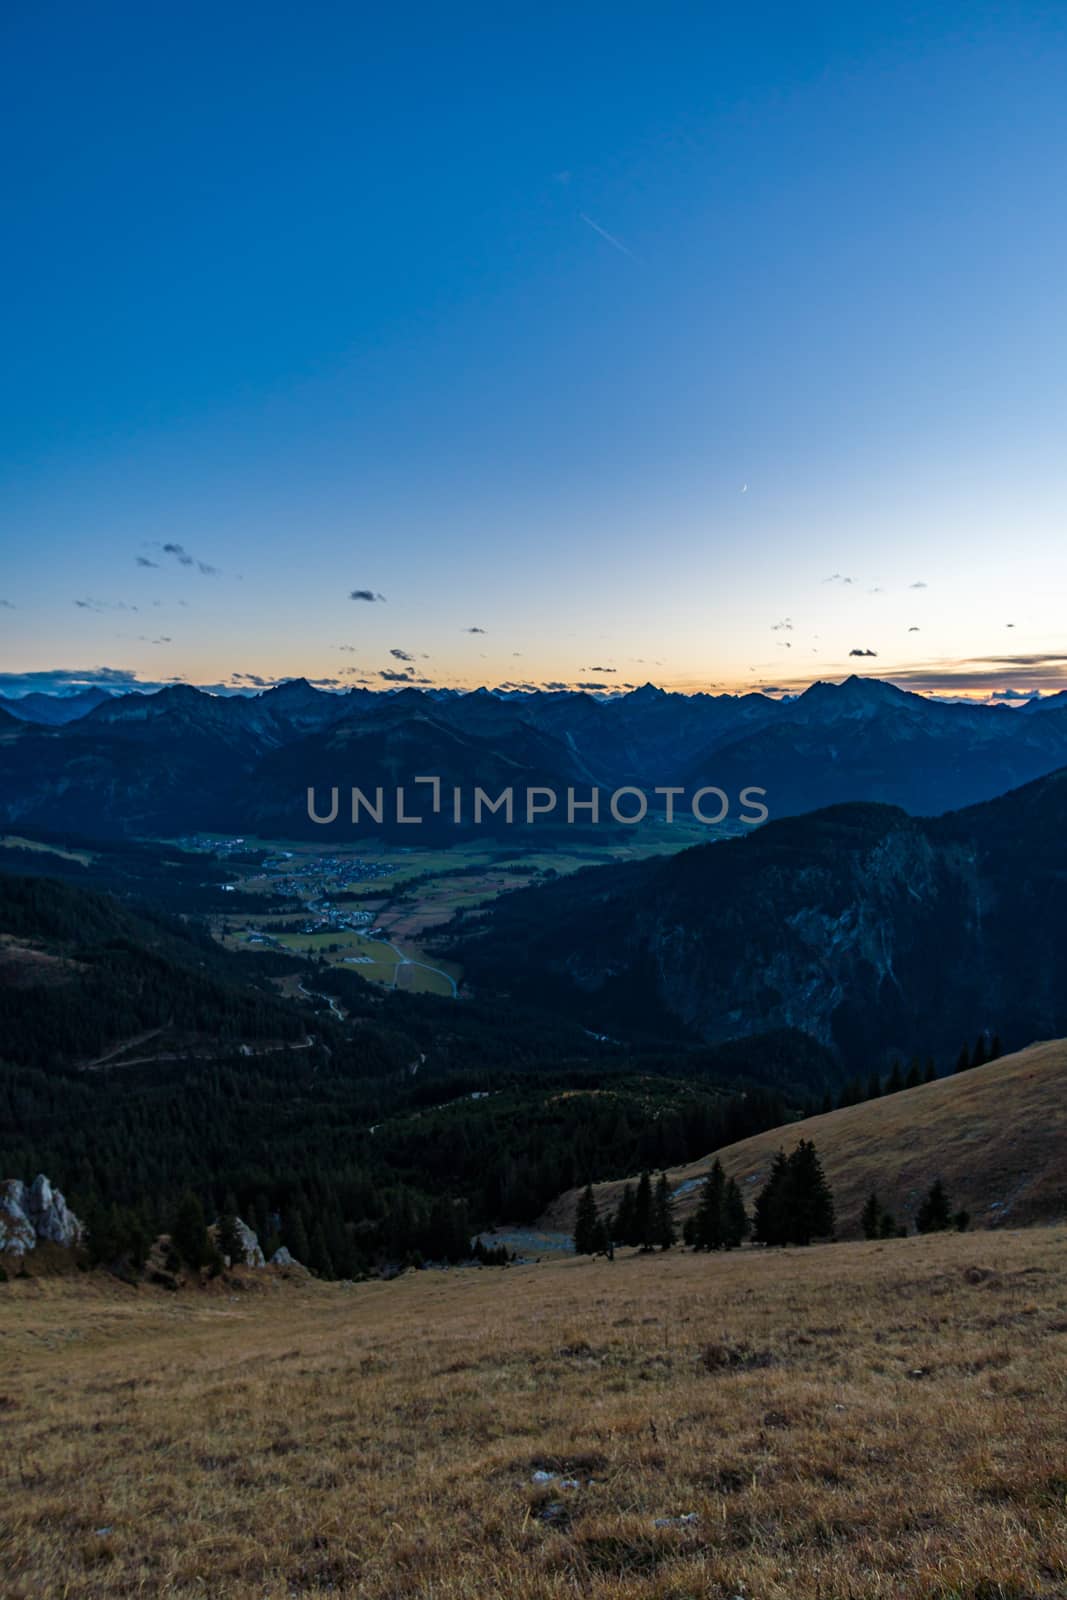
[543,1042,1067,1241]
[210,827,714,999]
[2,1227,1065,1599]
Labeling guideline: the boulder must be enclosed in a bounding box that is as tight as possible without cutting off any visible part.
[233,1217,265,1267]
[270,1245,296,1266]
[0,1175,84,1255]
[26,1174,84,1248]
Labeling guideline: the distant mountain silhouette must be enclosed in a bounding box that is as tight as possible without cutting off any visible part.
[2,676,1067,838]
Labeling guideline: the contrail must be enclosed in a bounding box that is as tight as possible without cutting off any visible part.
[579,212,636,260]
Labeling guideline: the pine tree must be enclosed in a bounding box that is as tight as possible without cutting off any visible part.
[171,1192,211,1270]
[916,1178,952,1234]
[573,1183,599,1256]
[955,1042,971,1074]
[886,1060,904,1094]
[878,1209,899,1238]
[613,1183,636,1246]
[866,1070,882,1100]
[653,1173,675,1250]
[723,1178,749,1248]
[861,1190,881,1241]
[633,1170,654,1250]
[216,1212,245,1266]
[988,1034,1002,1061]
[785,1140,835,1245]
[693,1159,726,1250]
[972,1033,988,1069]
[924,1056,937,1083]
[752,1150,789,1246]
[904,1057,922,1090]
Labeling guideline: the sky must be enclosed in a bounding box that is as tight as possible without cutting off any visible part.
[2,1,1066,701]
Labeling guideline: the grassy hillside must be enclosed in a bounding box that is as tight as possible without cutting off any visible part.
[2,1226,1064,1598]
[543,1039,1067,1238]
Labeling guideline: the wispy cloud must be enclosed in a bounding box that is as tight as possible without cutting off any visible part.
[350,589,386,603]
[160,542,218,576]
[849,648,878,657]
[465,626,486,634]
[389,648,415,662]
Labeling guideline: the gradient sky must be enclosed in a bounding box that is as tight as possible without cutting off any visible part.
[2,2,1066,700]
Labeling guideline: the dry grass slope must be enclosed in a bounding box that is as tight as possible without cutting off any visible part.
[543,1040,1067,1239]
[1,1228,1066,1598]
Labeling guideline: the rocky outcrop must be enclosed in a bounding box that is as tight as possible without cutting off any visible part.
[0,1175,84,1255]
[210,1216,266,1267]
[270,1245,296,1266]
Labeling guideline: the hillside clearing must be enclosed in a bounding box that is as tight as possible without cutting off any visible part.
[542,1040,1067,1239]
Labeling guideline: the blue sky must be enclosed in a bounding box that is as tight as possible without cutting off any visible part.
[2,1,1066,698]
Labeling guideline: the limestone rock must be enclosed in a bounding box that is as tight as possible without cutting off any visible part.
[0,1175,84,1255]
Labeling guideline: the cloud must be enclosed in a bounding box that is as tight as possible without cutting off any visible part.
[379,668,418,682]
[160,542,218,576]
[579,212,636,260]
[823,574,854,584]
[0,666,156,696]
[350,589,386,602]
[542,682,569,692]
[465,626,486,634]
[909,581,928,589]
[908,626,920,632]
[587,665,616,673]
[771,619,793,632]
[575,681,610,691]
[136,556,159,568]
[990,688,1041,700]
[75,598,138,612]
[849,648,879,657]
[0,599,14,609]
[389,648,415,662]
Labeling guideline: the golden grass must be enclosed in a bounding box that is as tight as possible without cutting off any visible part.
[1,1227,1065,1598]
[542,1040,1067,1240]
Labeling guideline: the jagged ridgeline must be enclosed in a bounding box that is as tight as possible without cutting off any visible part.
[4,676,1067,839]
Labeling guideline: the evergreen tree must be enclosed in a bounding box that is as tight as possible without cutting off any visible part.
[785,1140,835,1245]
[283,1205,310,1264]
[916,1178,952,1234]
[171,1191,211,1270]
[753,1142,834,1246]
[904,1058,922,1090]
[955,1042,971,1074]
[878,1209,899,1238]
[653,1173,675,1250]
[866,1070,882,1100]
[573,1183,599,1256]
[613,1183,636,1246]
[886,1060,904,1095]
[988,1034,1002,1061]
[972,1033,988,1069]
[861,1190,882,1241]
[722,1178,749,1248]
[924,1057,937,1084]
[633,1170,655,1250]
[216,1212,245,1266]
[692,1159,726,1250]
[752,1150,789,1246]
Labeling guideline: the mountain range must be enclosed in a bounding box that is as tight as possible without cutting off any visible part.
[2,675,1067,838]
[447,764,1067,1072]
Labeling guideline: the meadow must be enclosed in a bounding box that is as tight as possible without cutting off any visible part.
[2,1225,1064,1599]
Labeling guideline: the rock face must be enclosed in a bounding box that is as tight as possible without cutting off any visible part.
[234,1218,265,1267]
[210,1216,267,1267]
[0,1175,84,1254]
[270,1245,295,1266]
